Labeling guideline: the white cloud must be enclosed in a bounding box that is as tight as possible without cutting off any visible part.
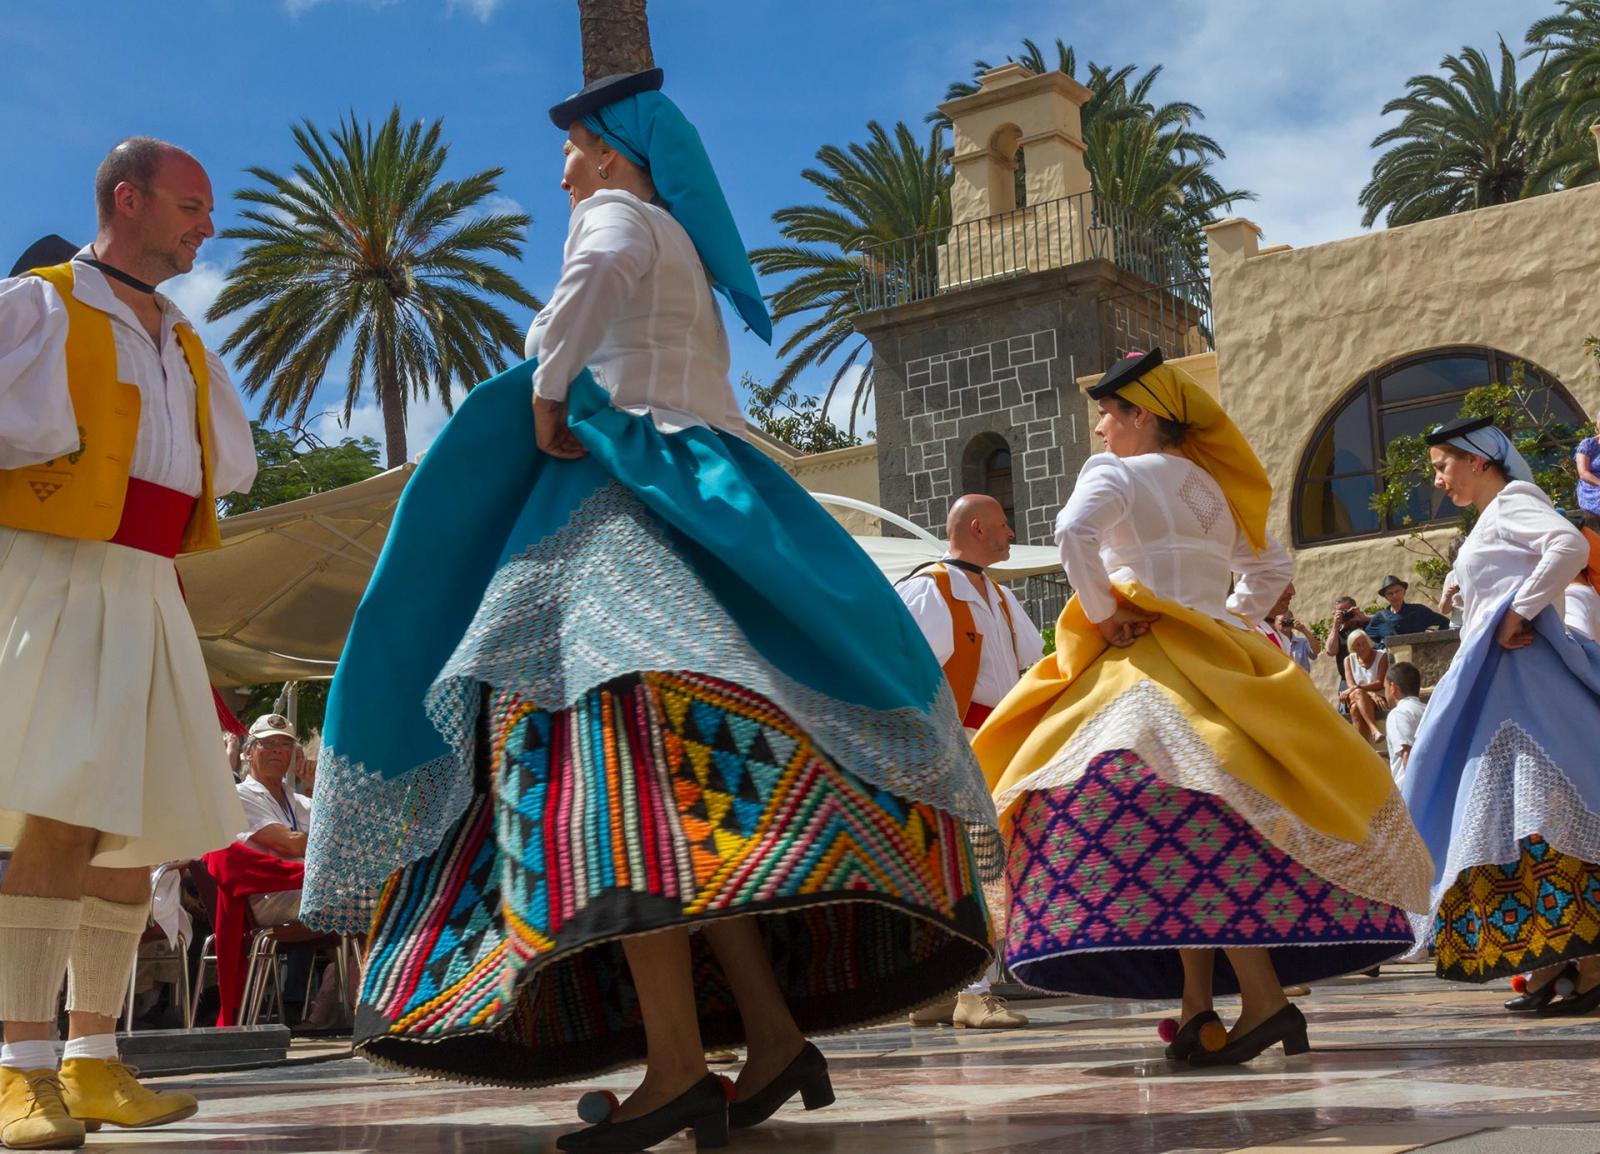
[307,391,455,463]
[446,0,503,20]
[481,193,524,217]
[164,260,234,350]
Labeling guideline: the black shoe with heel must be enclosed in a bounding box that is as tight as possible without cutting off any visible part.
[1163,1010,1221,1061]
[1188,1004,1309,1066]
[1506,964,1575,1012]
[728,1040,833,1129]
[556,1074,729,1153]
[1537,977,1600,1018]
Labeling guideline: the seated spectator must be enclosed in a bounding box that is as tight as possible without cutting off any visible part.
[1340,629,1389,744]
[235,713,311,927]
[1367,575,1450,648]
[1576,418,1600,517]
[1382,661,1425,783]
[1325,595,1370,708]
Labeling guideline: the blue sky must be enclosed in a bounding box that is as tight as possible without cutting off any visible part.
[0,0,1559,452]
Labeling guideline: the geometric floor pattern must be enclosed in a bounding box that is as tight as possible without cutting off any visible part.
[86,963,1600,1152]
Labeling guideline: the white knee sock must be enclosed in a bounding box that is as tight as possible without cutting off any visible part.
[0,894,82,1024]
[65,897,150,1018]
[0,1040,60,1073]
[61,1034,119,1062]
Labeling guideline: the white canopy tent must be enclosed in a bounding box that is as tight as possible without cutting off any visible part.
[180,479,1064,687]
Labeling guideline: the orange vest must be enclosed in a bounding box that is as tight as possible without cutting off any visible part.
[914,563,1018,719]
[1585,526,1600,598]
[0,262,221,553]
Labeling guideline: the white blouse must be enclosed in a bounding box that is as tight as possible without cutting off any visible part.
[1056,452,1293,629]
[1566,582,1600,643]
[528,189,745,437]
[0,255,257,498]
[1453,481,1586,641]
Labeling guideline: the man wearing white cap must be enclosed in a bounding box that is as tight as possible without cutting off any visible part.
[235,714,313,927]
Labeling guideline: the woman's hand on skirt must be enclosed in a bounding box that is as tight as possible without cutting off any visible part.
[1095,606,1159,648]
[534,395,587,459]
[1495,609,1534,650]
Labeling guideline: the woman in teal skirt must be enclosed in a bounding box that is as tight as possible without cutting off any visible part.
[302,70,996,1153]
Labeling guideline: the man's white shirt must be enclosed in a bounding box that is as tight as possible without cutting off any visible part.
[897,566,1045,708]
[235,776,313,854]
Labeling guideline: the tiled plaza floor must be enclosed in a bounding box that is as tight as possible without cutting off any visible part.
[85,963,1600,1152]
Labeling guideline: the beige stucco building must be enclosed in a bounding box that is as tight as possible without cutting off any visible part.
[747,427,883,536]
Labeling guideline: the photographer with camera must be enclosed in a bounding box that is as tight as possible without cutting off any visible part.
[1324,595,1371,710]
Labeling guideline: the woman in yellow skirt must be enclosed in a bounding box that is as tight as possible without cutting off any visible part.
[975,350,1433,1065]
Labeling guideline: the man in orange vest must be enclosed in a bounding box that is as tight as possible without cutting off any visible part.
[0,138,257,1149]
[898,493,1044,1029]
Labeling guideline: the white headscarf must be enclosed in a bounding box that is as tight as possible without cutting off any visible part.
[1445,425,1534,484]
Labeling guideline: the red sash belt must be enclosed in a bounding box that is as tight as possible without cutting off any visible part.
[963,702,994,730]
[109,478,197,559]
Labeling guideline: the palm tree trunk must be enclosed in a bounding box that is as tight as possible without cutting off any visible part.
[377,339,408,469]
[578,0,654,83]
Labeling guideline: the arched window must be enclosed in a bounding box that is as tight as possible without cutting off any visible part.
[1294,347,1584,545]
[962,432,1015,526]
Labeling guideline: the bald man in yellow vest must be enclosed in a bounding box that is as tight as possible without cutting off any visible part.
[0,138,257,1148]
[897,493,1044,1029]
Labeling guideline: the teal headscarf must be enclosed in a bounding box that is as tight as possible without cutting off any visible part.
[582,91,772,344]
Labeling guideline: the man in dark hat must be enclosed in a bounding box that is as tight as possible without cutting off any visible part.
[1367,574,1451,649]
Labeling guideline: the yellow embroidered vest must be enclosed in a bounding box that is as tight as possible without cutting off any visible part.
[921,563,1017,719]
[0,262,220,552]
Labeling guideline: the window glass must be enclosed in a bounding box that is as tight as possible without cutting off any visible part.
[1302,393,1375,476]
[1379,355,1491,404]
[1380,400,1461,449]
[1298,474,1379,540]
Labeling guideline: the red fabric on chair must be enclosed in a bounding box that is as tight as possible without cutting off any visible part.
[200,842,304,1027]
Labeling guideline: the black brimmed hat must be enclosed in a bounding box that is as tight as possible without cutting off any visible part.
[1377,574,1408,596]
[1424,415,1495,447]
[9,234,77,279]
[549,68,665,130]
[1087,348,1164,399]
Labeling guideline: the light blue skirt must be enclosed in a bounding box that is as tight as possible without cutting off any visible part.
[1402,592,1600,912]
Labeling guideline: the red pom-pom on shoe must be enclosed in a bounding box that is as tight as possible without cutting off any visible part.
[1156,1018,1179,1044]
[576,1090,619,1123]
[717,1074,737,1102]
[1511,974,1529,993]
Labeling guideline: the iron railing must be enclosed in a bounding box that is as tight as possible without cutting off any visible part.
[855,190,1197,314]
[1096,275,1214,373]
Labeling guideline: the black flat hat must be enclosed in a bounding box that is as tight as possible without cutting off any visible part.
[1087,348,1164,399]
[9,234,78,279]
[1424,415,1495,446]
[549,68,665,130]
[1378,574,1408,595]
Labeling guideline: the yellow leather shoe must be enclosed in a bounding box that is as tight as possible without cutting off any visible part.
[0,1067,85,1150]
[57,1059,197,1130]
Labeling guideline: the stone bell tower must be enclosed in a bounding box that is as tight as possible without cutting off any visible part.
[855,64,1204,576]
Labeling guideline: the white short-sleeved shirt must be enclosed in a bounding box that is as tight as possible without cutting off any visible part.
[1384,696,1427,782]
[235,776,312,857]
[0,252,257,496]
[897,566,1046,709]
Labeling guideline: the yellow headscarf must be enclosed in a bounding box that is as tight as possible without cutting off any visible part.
[1109,362,1272,553]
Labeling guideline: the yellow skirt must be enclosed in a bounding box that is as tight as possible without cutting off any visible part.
[0,527,245,867]
[974,584,1432,914]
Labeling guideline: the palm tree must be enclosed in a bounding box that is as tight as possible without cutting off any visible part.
[578,0,654,83]
[1359,41,1547,228]
[209,108,539,467]
[1525,0,1600,190]
[748,121,950,431]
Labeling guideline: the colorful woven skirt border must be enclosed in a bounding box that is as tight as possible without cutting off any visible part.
[1003,750,1415,998]
[353,671,992,1086]
[1434,834,1600,983]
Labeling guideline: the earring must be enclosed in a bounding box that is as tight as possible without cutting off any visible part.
[597,166,609,181]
